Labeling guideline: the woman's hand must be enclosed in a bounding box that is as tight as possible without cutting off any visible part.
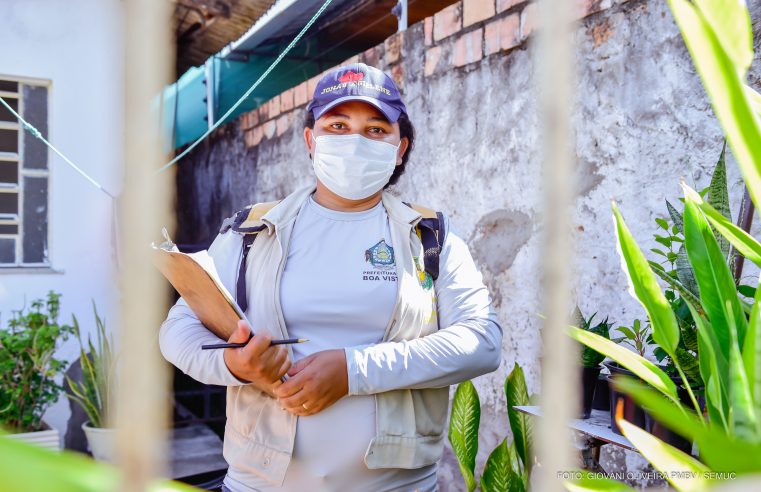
[223,320,292,397]
[273,349,349,416]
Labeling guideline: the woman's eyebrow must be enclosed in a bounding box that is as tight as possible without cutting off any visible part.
[322,112,389,124]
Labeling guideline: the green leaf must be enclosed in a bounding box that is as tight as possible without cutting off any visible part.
[655,236,672,248]
[481,439,525,492]
[682,186,748,358]
[706,141,730,220]
[449,380,480,492]
[726,299,759,440]
[666,200,684,235]
[668,0,761,212]
[505,362,532,472]
[656,218,670,230]
[650,248,668,258]
[746,85,761,116]
[568,326,678,400]
[616,326,636,340]
[692,0,753,74]
[617,418,712,492]
[650,262,704,316]
[0,431,197,492]
[613,202,680,356]
[690,188,761,270]
[743,280,761,437]
[673,346,701,385]
[615,375,761,474]
[675,245,699,297]
[739,285,757,298]
[687,303,730,430]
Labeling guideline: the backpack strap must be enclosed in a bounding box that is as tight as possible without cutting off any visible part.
[404,202,447,281]
[219,200,281,313]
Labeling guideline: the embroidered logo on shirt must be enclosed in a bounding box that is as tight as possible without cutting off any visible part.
[365,239,395,269]
[363,239,397,282]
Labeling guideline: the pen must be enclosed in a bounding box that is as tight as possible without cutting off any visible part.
[201,338,309,350]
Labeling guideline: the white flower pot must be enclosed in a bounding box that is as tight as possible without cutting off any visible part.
[6,422,60,451]
[82,421,117,462]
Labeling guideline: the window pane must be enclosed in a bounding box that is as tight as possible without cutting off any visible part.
[0,129,18,154]
[22,176,47,263]
[0,80,18,93]
[0,223,17,234]
[22,85,48,170]
[0,237,14,264]
[0,97,18,122]
[0,191,17,215]
[0,162,18,185]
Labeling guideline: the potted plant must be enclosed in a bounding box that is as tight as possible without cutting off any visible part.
[606,319,652,434]
[0,291,74,450]
[65,302,117,462]
[572,306,612,419]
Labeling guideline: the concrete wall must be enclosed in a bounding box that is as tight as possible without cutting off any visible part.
[174,0,761,487]
[0,0,123,440]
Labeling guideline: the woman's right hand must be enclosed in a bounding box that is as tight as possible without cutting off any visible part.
[223,320,292,397]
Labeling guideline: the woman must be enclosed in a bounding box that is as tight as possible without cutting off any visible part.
[159,63,503,492]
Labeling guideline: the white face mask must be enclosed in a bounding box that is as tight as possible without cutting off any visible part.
[311,133,400,200]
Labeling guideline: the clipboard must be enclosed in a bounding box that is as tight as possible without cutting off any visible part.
[152,229,246,341]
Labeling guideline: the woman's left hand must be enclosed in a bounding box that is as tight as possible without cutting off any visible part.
[274,349,349,416]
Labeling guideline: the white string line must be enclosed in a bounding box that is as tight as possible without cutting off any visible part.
[155,0,334,174]
[0,96,116,198]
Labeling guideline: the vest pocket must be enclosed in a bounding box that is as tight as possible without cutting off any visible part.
[412,386,451,437]
[226,385,268,437]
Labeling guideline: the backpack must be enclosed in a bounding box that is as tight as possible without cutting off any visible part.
[219,200,447,313]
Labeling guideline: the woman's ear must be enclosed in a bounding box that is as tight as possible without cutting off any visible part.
[304,127,314,159]
[396,136,410,166]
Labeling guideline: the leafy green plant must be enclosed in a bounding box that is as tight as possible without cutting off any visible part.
[65,302,115,429]
[565,14,761,478]
[646,145,738,388]
[0,428,196,492]
[612,319,652,358]
[449,362,532,492]
[0,292,75,432]
[573,307,612,368]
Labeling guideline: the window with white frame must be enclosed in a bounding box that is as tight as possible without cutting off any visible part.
[0,77,49,267]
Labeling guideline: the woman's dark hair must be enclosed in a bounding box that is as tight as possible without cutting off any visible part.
[304,109,415,188]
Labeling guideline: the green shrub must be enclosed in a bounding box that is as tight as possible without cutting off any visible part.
[0,291,74,432]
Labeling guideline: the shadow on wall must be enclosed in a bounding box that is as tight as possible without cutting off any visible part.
[470,209,533,308]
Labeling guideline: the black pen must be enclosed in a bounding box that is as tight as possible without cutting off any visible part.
[201,338,309,350]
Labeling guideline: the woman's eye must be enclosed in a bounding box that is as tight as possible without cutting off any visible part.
[368,127,385,134]
[330,123,345,129]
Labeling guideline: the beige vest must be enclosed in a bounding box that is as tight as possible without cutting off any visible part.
[222,185,449,486]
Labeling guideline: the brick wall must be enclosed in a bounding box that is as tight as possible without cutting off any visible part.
[239,0,625,149]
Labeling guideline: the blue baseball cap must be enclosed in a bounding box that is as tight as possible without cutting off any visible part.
[306,62,407,123]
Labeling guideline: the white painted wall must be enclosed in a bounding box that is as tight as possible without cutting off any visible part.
[0,0,123,439]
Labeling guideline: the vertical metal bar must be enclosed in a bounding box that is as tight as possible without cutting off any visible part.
[117,1,174,491]
[534,0,578,489]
